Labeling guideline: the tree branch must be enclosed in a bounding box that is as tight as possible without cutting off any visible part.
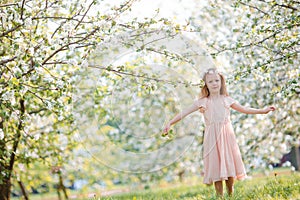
[240,2,269,15]
[43,0,138,65]
[21,68,35,78]
[0,24,23,37]
[27,90,46,104]
[0,56,17,65]
[43,26,101,65]
[43,61,69,65]
[274,3,298,11]
[22,83,59,91]
[0,3,18,7]
[32,16,83,21]
[45,0,48,10]
[259,51,299,67]
[28,108,47,115]
[9,99,25,172]
[50,7,84,39]
[74,42,97,49]
[110,0,137,20]
[20,0,26,20]
[41,46,68,65]
[89,65,201,87]
[74,1,94,30]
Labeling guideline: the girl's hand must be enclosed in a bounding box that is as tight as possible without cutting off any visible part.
[263,106,276,114]
[199,106,206,113]
[162,123,171,136]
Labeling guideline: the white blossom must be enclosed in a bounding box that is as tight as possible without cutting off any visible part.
[283,161,291,167]
[0,129,4,140]
[46,101,53,110]
[291,166,296,172]
[18,163,26,172]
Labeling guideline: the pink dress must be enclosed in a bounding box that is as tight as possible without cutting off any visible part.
[194,95,247,184]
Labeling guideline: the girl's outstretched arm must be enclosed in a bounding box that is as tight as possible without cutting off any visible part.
[231,103,275,114]
[163,103,200,134]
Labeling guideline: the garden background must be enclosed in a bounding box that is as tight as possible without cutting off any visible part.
[0,0,299,199]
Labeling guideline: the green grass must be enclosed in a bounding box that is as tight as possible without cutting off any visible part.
[94,173,300,200]
[11,171,300,200]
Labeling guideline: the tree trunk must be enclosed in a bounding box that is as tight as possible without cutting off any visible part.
[59,173,69,200]
[0,112,11,200]
[291,145,300,171]
[0,177,12,200]
[17,180,29,200]
[295,145,300,171]
[57,187,62,200]
[178,170,185,182]
[56,171,68,200]
[0,119,12,200]
[0,99,25,200]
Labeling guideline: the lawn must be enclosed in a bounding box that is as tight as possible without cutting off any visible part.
[12,170,300,200]
[94,172,300,200]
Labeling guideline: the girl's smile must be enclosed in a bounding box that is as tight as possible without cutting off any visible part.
[205,74,221,95]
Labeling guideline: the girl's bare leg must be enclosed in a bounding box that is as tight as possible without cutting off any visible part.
[214,181,223,197]
[225,177,234,196]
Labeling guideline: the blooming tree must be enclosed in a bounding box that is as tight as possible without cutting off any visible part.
[0,0,149,198]
[1,0,299,198]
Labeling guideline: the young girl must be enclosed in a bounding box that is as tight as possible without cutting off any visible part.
[163,68,275,197]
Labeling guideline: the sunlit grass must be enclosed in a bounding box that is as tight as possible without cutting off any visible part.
[95,172,300,200]
[12,170,300,200]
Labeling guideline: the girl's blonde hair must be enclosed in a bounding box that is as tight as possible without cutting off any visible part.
[199,68,228,98]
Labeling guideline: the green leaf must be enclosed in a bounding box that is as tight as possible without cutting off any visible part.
[11,77,19,86]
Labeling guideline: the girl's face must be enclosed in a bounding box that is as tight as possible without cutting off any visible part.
[205,73,221,95]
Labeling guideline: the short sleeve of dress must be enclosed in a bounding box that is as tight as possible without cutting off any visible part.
[224,96,237,108]
[193,97,207,108]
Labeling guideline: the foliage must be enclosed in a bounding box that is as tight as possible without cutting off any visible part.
[0,0,147,198]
